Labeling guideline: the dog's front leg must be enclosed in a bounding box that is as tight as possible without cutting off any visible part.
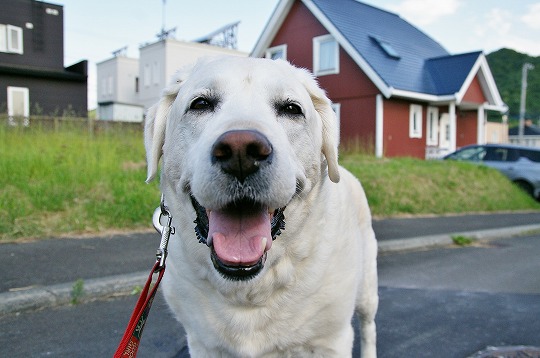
[360,315,377,358]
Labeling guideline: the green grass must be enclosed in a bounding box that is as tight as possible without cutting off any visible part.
[0,124,159,241]
[0,124,538,242]
[451,235,475,246]
[341,154,539,217]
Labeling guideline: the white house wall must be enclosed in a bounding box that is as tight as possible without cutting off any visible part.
[96,58,116,105]
[97,38,247,120]
[98,103,143,122]
[138,41,166,110]
[115,57,139,104]
[97,55,140,121]
[139,39,247,110]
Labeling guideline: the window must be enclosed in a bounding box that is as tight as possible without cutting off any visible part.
[7,86,29,118]
[371,36,400,59]
[0,25,6,52]
[265,44,287,60]
[0,24,23,54]
[313,35,339,76]
[520,149,540,163]
[447,146,485,162]
[101,79,106,98]
[426,106,438,145]
[484,147,519,162]
[46,8,60,16]
[409,104,423,138]
[144,64,151,87]
[152,62,160,85]
[107,76,113,95]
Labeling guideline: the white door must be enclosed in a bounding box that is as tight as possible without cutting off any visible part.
[439,113,450,150]
[7,86,29,125]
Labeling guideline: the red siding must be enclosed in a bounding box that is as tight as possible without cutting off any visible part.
[462,75,487,104]
[269,1,379,146]
[265,0,482,158]
[383,99,426,159]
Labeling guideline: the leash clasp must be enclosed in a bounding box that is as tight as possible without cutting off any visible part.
[152,194,175,270]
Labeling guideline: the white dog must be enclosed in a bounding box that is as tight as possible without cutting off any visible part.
[145,56,378,357]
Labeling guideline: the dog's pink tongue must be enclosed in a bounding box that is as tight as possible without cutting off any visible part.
[209,209,272,266]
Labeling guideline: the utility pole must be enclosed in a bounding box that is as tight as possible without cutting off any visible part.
[518,62,534,144]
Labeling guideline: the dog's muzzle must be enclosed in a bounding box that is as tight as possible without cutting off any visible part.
[188,129,287,281]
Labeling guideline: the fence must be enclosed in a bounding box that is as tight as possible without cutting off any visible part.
[508,135,540,148]
[1,115,144,134]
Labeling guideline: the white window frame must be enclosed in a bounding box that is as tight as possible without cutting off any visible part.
[7,25,23,54]
[313,34,339,76]
[7,86,30,118]
[265,44,287,60]
[409,104,423,139]
[0,25,6,52]
[426,106,439,145]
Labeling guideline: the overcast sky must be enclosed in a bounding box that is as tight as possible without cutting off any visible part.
[56,0,540,110]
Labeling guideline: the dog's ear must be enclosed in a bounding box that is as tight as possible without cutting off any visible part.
[144,71,185,182]
[313,94,340,183]
[291,64,340,183]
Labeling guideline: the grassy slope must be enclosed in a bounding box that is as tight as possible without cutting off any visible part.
[0,127,538,241]
[341,154,539,217]
[0,126,159,240]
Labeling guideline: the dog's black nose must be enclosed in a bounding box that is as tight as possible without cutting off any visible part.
[211,130,273,182]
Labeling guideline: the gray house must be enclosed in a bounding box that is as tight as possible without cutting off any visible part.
[0,0,88,120]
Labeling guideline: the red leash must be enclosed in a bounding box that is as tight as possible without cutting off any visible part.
[113,262,164,358]
[113,195,174,358]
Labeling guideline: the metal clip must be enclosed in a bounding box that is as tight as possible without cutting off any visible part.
[152,194,175,271]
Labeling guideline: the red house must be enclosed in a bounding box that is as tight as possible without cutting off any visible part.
[252,0,507,158]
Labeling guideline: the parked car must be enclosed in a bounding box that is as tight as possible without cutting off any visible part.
[443,144,540,200]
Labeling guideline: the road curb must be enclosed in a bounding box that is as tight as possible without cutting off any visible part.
[0,271,147,316]
[2,224,539,316]
[378,224,540,253]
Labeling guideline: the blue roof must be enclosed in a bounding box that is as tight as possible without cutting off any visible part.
[425,51,482,95]
[310,0,480,95]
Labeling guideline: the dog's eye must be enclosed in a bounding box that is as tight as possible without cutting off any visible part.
[190,97,214,111]
[279,103,303,117]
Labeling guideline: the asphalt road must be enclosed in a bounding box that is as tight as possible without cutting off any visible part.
[2,212,540,294]
[1,233,539,357]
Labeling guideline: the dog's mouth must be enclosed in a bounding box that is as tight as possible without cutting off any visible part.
[191,196,285,281]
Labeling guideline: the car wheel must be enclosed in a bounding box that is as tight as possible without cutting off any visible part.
[514,180,534,198]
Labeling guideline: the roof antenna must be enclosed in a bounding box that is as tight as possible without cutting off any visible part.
[156,0,176,41]
[161,0,166,36]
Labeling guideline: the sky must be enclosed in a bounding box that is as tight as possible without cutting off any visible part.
[56,0,540,110]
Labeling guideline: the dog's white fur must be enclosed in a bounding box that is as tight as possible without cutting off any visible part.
[145,56,378,357]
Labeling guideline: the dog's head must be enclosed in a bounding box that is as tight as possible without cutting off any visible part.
[145,56,339,281]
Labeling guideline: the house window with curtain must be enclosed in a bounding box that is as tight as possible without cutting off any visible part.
[265,44,287,60]
[313,34,339,76]
[409,104,423,138]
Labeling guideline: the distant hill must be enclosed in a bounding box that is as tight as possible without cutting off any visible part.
[486,48,540,122]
